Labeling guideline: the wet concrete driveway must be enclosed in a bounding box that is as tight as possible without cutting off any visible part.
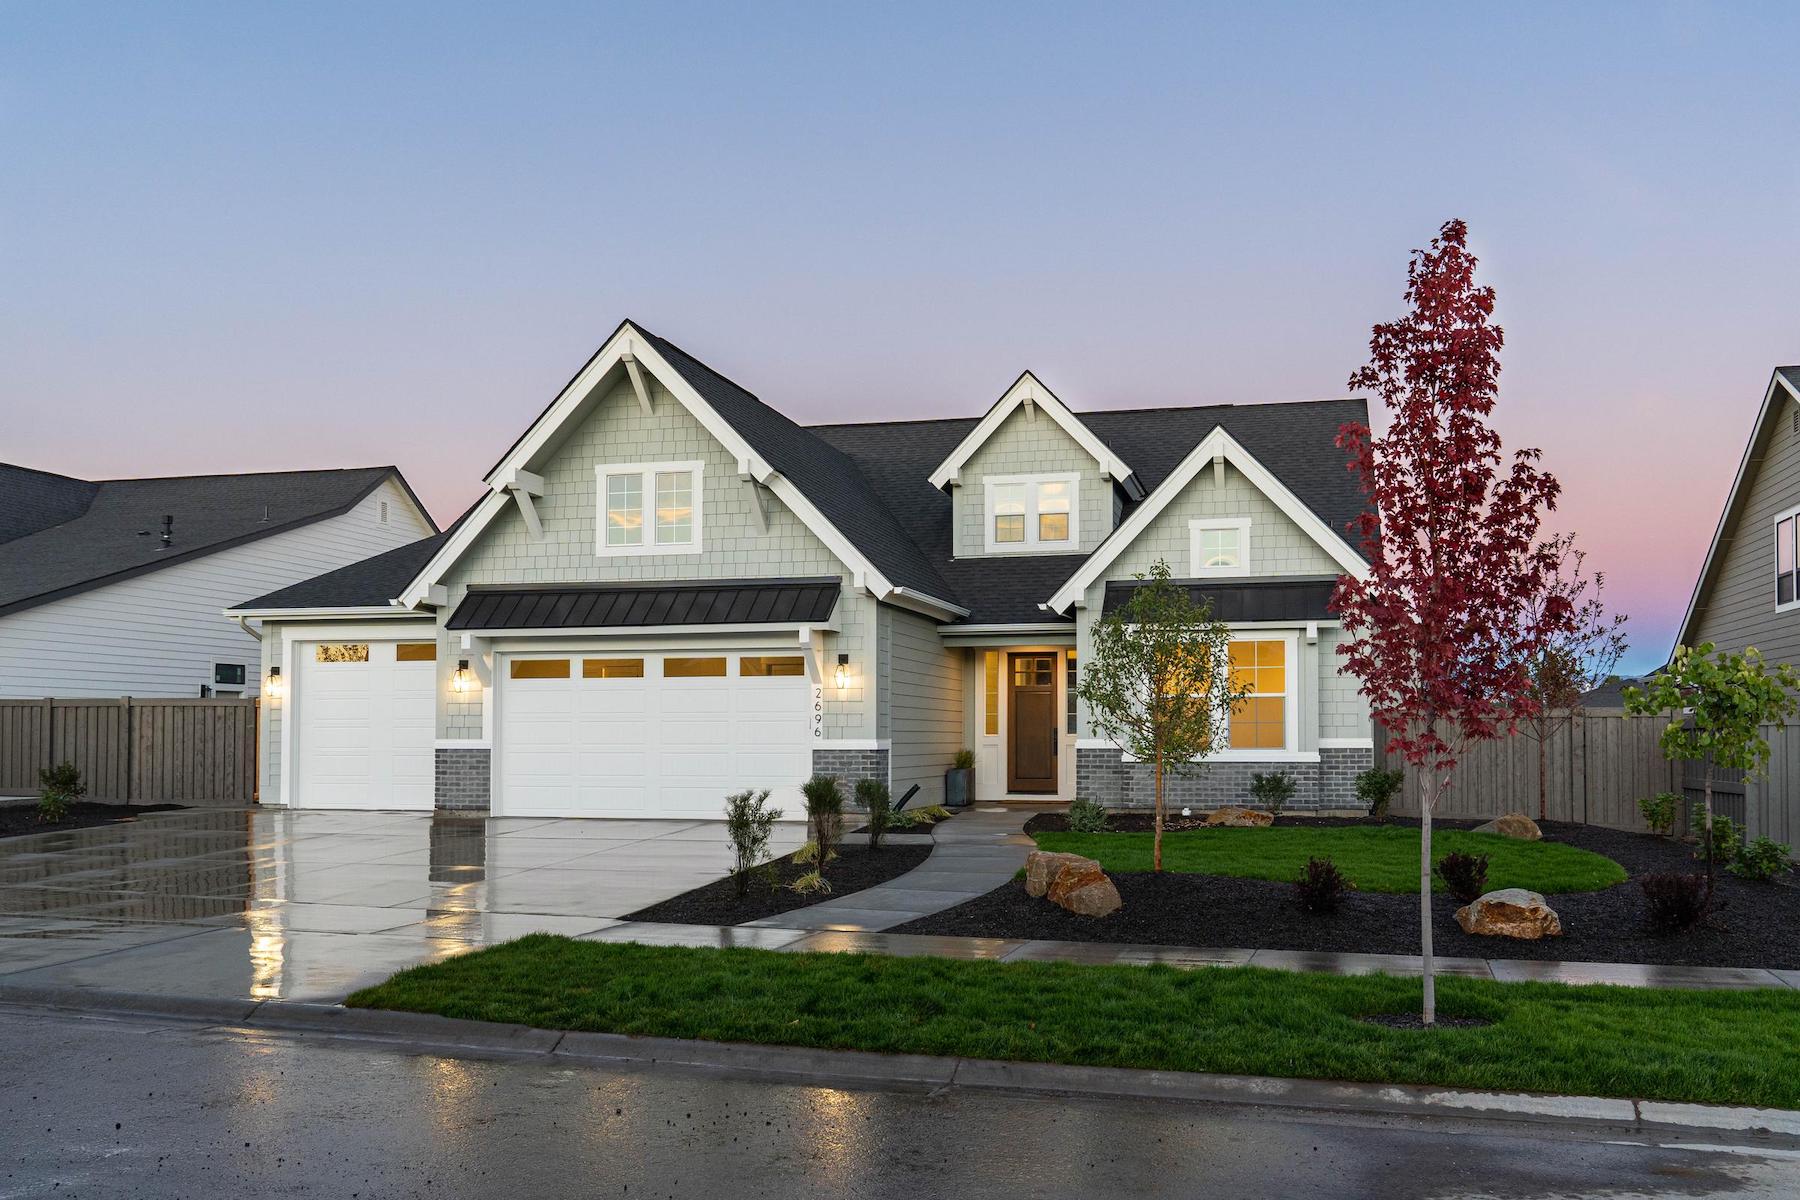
[0,807,801,1002]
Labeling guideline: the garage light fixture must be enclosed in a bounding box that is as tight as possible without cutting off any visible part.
[834,653,849,692]
[451,659,477,695]
[263,666,283,699]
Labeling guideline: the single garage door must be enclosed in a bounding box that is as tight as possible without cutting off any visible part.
[294,639,437,810]
[498,650,811,818]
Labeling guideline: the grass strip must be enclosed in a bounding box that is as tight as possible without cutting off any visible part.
[1032,827,1627,894]
[349,935,1800,1109]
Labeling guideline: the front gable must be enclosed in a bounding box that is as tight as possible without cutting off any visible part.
[952,401,1116,557]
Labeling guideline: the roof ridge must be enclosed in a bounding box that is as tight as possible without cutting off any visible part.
[808,396,1365,431]
[90,465,396,485]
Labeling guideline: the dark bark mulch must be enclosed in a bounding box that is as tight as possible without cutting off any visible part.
[1361,1014,1493,1030]
[898,819,1800,969]
[0,801,187,840]
[624,842,932,926]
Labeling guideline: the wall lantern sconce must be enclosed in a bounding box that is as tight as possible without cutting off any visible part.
[263,666,283,699]
[451,659,477,695]
[834,653,849,692]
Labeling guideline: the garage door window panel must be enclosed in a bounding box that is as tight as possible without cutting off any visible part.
[315,643,369,663]
[741,655,805,677]
[511,659,572,680]
[583,658,645,679]
[665,656,727,678]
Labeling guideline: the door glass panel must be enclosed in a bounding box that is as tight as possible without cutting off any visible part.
[1066,650,1078,734]
[582,657,644,678]
[664,656,726,678]
[395,642,437,662]
[983,651,999,735]
[740,655,805,677]
[314,643,369,663]
[510,659,571,679]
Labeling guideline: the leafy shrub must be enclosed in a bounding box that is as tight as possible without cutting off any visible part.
[1295,856,1351,914]
[1641,872,1712,932]
[1066,795,1109,833]
[801,774,844,869]
[1730,836,1793,882]
[790,870,832,896]
[855,778,892,850]
[911,805,953,823]
[1690,807,1743,864]
[952,749,976,771]
[1249,771,1297,815]
[1355,767,1404,821]
[886,808,920,831]
[723,788,781,896]
[37,761,85,825]
[1637,791,1678,837]
[1434,851,1489,903]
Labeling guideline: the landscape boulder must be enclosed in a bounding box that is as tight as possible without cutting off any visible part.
[1454,888,1562,939]
[1472,812,1542,840]
[1204,806,1274,828]
[1023,850,1123,917]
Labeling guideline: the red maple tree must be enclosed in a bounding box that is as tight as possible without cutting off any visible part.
[1333,219,1570,1024]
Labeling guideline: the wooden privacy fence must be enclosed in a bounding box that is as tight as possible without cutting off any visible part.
[0,698,257,805]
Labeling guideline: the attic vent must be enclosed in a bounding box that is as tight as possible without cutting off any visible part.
[379,500,390,525]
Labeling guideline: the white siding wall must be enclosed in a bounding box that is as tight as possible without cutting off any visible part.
[437,376,875,741]
[0,478,431,699]
[881,606,965,806]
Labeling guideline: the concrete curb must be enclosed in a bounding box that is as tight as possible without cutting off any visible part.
[4,982,1796,1141]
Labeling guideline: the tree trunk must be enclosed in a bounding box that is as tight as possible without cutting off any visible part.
[1703,768,1716,898]
[1419,771,1437,1026]
[1153,748,1165,874]
[1536,723,1549,823]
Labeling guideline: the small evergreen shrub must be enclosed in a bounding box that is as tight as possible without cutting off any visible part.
[37,761,85,825]
[1295,856,1351,914]
[1641,872,1712,932]
[1730,836,1793,882]
[1249,771,1297,815]
[1637,791,1678,837]
[1355,767,1404,821]
[1434,851,1489,903]
[855,778,892,850]
[1690,807,1743,864]
[801,774,844,869]
[723,788,781,897]
[1066,795,1109,833]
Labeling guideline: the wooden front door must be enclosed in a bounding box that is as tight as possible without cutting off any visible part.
[1007,653,1059,793]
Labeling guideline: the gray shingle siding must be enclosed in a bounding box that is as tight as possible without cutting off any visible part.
[881,605,965,807]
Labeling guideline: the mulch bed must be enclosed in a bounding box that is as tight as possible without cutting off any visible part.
[897,819,1800,969]
[0,801,187,840]
[623,842,932,926]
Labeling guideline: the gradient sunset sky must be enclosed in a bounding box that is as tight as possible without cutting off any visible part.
[6,3,1798,674]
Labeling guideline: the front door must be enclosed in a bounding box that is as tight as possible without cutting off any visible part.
[1007,653,1059,793]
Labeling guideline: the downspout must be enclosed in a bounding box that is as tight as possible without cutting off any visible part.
[231,613,263,641]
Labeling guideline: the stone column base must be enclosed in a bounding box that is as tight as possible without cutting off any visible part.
[1075,745,1374,811]
[435,747,492,814]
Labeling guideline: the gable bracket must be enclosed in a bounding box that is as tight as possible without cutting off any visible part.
[622,351,655,416]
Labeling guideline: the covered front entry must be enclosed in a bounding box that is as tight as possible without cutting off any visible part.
[496,649,813,818]
[1006,652,1060,793]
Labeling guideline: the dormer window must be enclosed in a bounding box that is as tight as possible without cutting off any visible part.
[1190,517,1251,577]
[597,461,703,556]
[984,474,1078,553]
[1778,509,1799,609]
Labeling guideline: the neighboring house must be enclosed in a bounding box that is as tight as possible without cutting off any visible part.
[229,320,1375,818]
[0,463,436,698]
[1677,366,1800,665]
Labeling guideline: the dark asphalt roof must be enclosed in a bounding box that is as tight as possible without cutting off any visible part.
[1102,576,1340,622]
[447,579,840,632]
[0,465,428,618]
[233,529,454,612]
[0,464,100,545]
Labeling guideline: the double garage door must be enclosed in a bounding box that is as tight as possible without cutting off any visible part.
[497,651,812,818]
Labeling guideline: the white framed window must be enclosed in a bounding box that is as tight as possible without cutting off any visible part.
[982,473,1079,553]
[1189,517,1251,577]
[1212,629,1301,758]
[596,460,704,556]
[1778,505,1800,611]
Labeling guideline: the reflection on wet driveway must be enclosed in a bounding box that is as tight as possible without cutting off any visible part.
[0,808,802,1002]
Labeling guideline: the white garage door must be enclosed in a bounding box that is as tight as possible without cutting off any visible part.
[294,639,436,810]
[498,651,812,818]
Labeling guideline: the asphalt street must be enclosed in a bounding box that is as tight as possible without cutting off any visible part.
[2,1005,1796,1199]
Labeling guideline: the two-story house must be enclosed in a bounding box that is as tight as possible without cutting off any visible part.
[227,321,1375,817]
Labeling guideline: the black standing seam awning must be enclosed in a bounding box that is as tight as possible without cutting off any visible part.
[446,579,841,631]
[1100,577,1339,622]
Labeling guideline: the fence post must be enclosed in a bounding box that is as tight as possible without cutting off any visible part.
[123,696,134,805]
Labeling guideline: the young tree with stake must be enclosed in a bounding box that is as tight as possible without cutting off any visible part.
[1079,559,1248,873]
[1333,219,1571,1025]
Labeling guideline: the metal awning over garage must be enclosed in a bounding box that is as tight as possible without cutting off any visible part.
[447,578,841,632]
[1100,576,1338,622]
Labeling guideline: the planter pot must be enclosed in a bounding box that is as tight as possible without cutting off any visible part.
[944,767,973,808]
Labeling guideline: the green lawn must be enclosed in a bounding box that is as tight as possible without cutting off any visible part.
[1031,826,1627,894]
[348,935,1800,1109]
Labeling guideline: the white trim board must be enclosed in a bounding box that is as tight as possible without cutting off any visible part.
[928,370,1140,495]
[1676,368,1800,647]
[1044,426,1369,613]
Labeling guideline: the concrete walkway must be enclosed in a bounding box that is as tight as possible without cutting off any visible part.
[742,804,1038,932]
